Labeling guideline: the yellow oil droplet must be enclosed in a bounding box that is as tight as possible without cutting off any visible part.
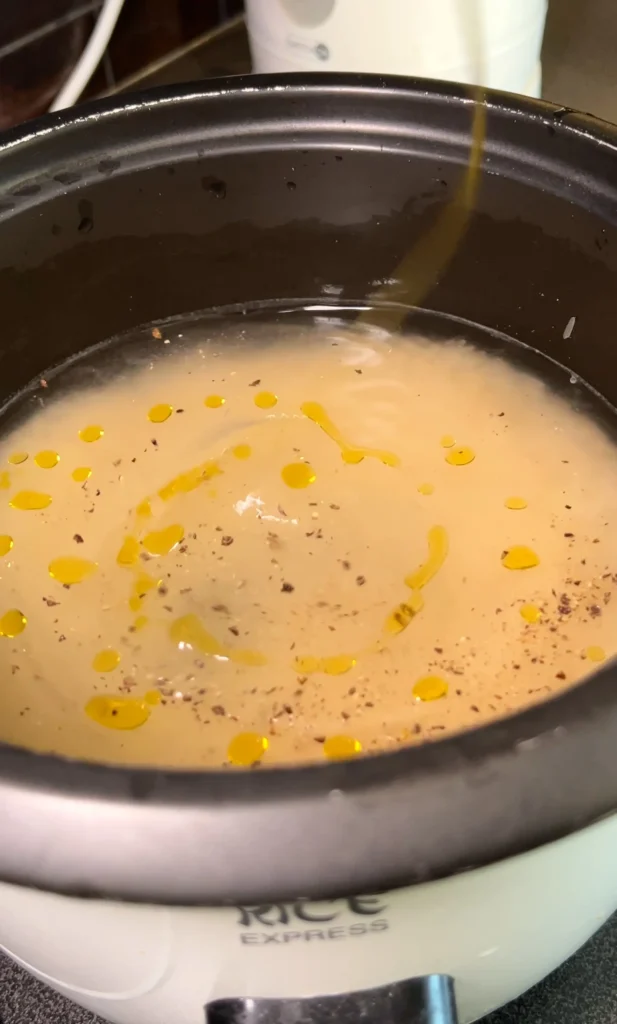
[501,546,540,571]
[72,466,91,482]
[520,604,542,624]
[232,443,252,459]
[10,490,52,511]
[440,434,456,448]
[142,523,184,556]
[85,695,151,731]
[132,615,148,632]
[585,645,606,663]
[405,526,449,590]
[148,403,173,423]
[417,482,434,496]
[505,496,528,510]
[254,391,278,409]
[0,471,9,489]
[228,732,269,766]
[0,535,13,557]
[92,648,121,673]
[170,613,267,667]
[292,655,321,674]
[384,592,424,635]
[34,450,59,469]
[144,689,161,706]
[158,460,220,501]
[116,535,140,567]
[413,675,449,701]
[445,445,475,466]
[281,462,316,489]
[0,609,26,638]
[293,654,356,675]
[204,395,225,409]
[323,735,362,761]
[136,497,152,518]
[129,572,160,612]
[49,556,98,585]
[79,425,104,443]
[323,654,356,675]
[301,401,400,467]
[8,452,28,465]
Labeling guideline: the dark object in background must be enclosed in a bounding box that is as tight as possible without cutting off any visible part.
[0,0,91,127]
[0,0,245,128]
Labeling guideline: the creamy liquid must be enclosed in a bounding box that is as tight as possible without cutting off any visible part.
[0,318,616,768]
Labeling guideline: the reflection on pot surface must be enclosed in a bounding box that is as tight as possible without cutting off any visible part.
[0,303,615,768]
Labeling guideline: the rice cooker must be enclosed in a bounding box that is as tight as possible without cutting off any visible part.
[1,74,617,1024]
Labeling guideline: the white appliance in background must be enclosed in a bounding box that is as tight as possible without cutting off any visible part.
[245,0,548,97]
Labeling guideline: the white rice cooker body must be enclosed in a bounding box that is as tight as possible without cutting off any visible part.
[1,812,616,1024]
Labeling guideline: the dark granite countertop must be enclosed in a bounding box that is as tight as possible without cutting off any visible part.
[2,910,617,1024]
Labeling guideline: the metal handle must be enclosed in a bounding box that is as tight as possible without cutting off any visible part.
[207,974,458,1024]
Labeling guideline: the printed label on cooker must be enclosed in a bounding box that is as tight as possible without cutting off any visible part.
[235,894,389,945]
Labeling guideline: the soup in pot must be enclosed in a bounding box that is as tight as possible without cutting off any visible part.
[0,309,615,767]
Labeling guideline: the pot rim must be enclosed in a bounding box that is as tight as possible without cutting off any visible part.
[1,73,617,906]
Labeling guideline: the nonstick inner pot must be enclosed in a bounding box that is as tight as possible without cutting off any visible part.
[1,74,617,906]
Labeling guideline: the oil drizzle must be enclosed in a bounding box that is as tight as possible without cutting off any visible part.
[142,524,184,556]
[292,654,356,676]
[170,613,267,667]
[505,496,528,510]
[48,556,98,585]
[384,593,424,635]
[158,460,221,501]
[301,401,400,467]
[92,648,121,672]
[79,425,104,443]
[254,391,278,409]
[405,526,449,590]
[129,572,161,612]
[148,403,173,423]
[136,497,152,518]
[413,675,448,701]
[232,444,252,460]
[281,462,316,489]
[363,84,487,325]
[417,482,434,496]
[0,535,13,557]
[228,732,268,766]
[585,645,606,663]
[72,466,91,482]
[0,472,9,489]
[323,735,362,760]
[204,395,225,409]
[116,535,140,567]
[501,546,540,570]
[34,450,59,469]
[85,694,153,730]
[0,609,26,637]
[520,604,542,624]
[8,452,28,465]
[445,445,475,466]
[10,490,52,510]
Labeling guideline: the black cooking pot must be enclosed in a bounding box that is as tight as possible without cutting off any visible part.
[1,75,617,913]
